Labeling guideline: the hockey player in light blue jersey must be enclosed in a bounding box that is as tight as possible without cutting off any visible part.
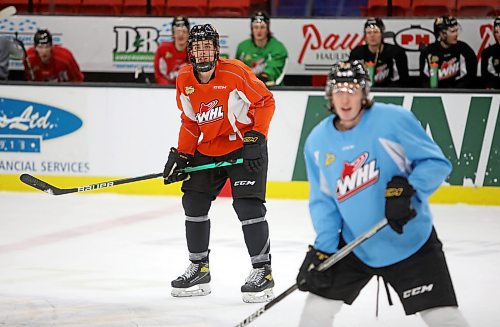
[296,60,469,326]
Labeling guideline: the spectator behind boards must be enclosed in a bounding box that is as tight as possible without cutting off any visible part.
[419,16,477,88]
[349,17,409,87]
[24,29,84,82]
[154,16,190,85]
[235,11,288,86]
[481,17,500,89]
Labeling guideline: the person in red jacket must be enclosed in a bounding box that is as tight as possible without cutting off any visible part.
[24,29,84,82]
[154,16,190,85]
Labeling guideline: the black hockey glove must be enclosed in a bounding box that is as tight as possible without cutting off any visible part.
[163,147,193,185]
[257,73,269,84]
[242,130,267,173]
[385,176,417,234]
[296,246,333,292]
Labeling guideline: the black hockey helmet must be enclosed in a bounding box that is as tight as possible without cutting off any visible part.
[172,16,190,32]
[433,16,458,37]
[494,16,500,29]
[188,24,220,73]
[325,60,371,110]
[34,29,52,46]
[364,17,385,33]
[251,11,270,27]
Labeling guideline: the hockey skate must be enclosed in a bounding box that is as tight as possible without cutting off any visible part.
[241,264,275,303]
[171,261,211,297]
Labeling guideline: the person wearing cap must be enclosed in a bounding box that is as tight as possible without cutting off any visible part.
[154,16,190,85]
[296,60,469,326]
[419,16,477,88]
[235,11,288,86]
[480,17,500,89]
[349,17,409,87]
[24,29,84,82]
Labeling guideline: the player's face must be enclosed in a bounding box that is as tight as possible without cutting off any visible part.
[35,44,52,63]
[173,26,189,46]
[444,26,458,45]
[191,40,216,65]
[331,84,364,129]
[365,27,382,47]
[495,26,500,43]
[252,22,268,43]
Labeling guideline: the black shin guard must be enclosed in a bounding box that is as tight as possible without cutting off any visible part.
[233,198,271,268]
[183,192,213,262]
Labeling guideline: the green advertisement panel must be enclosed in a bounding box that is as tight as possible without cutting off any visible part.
[292,94,500,187]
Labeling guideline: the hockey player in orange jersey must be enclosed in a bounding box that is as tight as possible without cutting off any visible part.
[162,24,276,303]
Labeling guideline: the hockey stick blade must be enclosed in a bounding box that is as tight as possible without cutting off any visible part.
[234,218,388,327]
[0,6,16,19]
[20,173,65,195]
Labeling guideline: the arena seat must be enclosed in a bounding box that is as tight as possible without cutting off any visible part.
[361,0,411,16]
[122,0,166,16]
[411,0,456,16]
[276,0,308,16]
[207,0,250,17]
[38,0,81,14]
[456,0,499,16]
[80,0,123,15]
[166,0,208,16]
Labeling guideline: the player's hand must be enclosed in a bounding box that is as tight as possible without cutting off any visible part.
[242,131,266,173]
[163,147,193,185]
[296,245,333,292]
[257,73,269,83]
[385,176,417,234]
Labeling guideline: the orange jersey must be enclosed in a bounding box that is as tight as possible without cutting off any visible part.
[175,58,275,156]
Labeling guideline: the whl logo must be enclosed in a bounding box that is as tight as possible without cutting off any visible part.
[439,58,459,80]
[336,152,379,201]
[196,100,224,125]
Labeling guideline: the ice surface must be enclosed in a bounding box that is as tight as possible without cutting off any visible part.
[0,192,499,326]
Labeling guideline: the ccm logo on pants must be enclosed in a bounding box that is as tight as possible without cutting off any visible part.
[403,284,434,298]
[234,181,256,186]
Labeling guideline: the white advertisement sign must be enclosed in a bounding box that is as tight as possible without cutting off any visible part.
[1,16,494,76]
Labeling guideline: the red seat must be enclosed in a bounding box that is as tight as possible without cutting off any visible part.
[208,0,250,16]
[362,0,411,16]
[80,0,122,15]
[456,0,499,16]
[166,0,208,16]
[412,0,456,16]
[38,0,81,14]
[122,0,165,15]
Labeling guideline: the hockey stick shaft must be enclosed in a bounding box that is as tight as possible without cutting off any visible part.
[0,6,16,19]
[234,218,388,327]
[20,158,243,195]
[14,32,35,81]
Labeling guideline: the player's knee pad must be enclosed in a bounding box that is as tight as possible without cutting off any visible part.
[232,198,267,221]
[182,191,213,217]
[420,306,469,327]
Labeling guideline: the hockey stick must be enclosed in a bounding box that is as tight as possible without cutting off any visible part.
[12,32,35,81]
[0,6,16,19]
[234,218,389,327]
[20,158,243,195]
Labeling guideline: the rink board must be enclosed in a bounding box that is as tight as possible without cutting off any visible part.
[1,85,499,205]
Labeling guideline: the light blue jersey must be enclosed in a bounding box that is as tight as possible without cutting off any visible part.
[304,102,452,268]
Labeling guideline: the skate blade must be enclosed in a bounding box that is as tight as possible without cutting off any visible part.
[242,288,275,303]
[171,283,211,297]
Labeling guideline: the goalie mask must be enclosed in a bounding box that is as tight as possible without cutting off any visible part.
[188,24,220,73]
